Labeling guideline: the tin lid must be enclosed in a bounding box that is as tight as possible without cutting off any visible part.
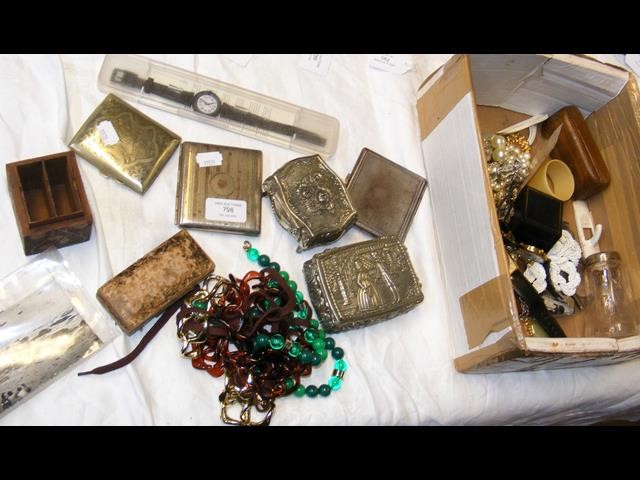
[68,94,181,194]
[346,148,427,241]
[584,250,621,266]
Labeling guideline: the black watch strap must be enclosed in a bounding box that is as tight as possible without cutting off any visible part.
[142,77,194,107]
[511,270,566,338]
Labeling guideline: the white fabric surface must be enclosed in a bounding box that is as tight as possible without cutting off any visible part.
[1,53,640,426]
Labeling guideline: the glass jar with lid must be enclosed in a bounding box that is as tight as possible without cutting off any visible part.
[583,251,639,338]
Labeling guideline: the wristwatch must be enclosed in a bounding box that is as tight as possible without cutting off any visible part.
[110,68,326,147]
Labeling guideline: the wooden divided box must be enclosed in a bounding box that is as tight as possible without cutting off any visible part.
[417,54,640,373]
[6,151,93,255]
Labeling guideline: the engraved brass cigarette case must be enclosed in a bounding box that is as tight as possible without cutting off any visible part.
[68,93,181,194]
[262,155,357,252]
[175,142,262,235]
[303,237,424,332]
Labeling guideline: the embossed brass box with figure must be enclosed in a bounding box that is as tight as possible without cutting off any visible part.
[303,237,424,332]
[68,93,181,194]
[262,155,357,252]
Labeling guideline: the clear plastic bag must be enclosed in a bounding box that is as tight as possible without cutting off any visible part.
[0,250,118,418]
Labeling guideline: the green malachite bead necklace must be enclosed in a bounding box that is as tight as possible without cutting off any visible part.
[243,241,348,399]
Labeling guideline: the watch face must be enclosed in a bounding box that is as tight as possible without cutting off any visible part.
[193,91,221,116]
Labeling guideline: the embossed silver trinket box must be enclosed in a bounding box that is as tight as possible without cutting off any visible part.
[303,237,424,332]
[262,155,357,252]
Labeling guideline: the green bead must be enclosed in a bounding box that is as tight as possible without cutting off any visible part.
[288,342,301,357]
[318,384,331,397]
[253,334,269,351]
[247,248,260,261]
[312,338,325,353]
[284,377,295,390]
[297,307,309,319]
[249,308,261,319]
[287,280,297,292]
[335,359,348,371]
[324,337,336,350]
[280,271,289,282]
[310,352,322,366]
[257,254,271,267]
[331,347,344,360]
[267,279,279,289]
[269,262,281,272]
[309,318,320,329]
[303,329,318,343]
[294,385,306,397]
[318,329,326,340]
[295,291,304,304]
[269,334,285,350]
[192,299,207,310]
[328,376,343,391]
[319,348,328,361]
[300,350,313,364]
[262,300,271,310]
[273,297,282,306]
[305,385,318,398]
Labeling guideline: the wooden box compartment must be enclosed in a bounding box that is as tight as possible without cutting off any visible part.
[6,151,93,255]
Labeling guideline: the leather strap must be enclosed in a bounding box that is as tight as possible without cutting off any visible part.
[78,286,199,376]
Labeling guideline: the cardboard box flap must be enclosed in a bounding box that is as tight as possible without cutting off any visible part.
[459,274,520,349]
[419,54,513,358]
[417,54,473,140]
[454,330,523,373]
[525,336,618,354]
[586,76,640,298]
[469,54,628,117]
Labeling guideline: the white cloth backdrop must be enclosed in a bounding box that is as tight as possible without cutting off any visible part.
[1,53,639,425]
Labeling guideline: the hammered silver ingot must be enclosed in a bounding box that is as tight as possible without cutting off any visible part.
[262,155,357,252]
[303,237,424,332]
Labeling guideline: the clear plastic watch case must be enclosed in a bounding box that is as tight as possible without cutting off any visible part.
[98,54,340,157]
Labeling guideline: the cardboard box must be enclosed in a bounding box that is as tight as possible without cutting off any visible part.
[417,54,640,373]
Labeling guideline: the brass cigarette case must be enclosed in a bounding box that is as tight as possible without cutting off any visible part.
[346,148,427,240]
[68,93,181,194]
[175,142,262,235]
[303,237,424,332]
[262,155,357,252]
